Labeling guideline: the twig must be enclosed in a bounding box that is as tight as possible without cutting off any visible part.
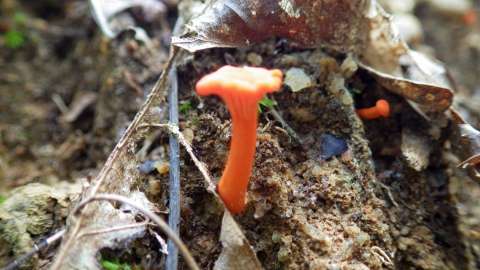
[72,194,200,270]
[51,94,69,114]
[458,154,480,169]
[88,0,115,38]
[166,64,181,269]
[78,221,150,238]
[371,246,394,266]
[138,123,217,193]
[1,229,65,270]
[269,108,303,144]
[50,48,179,270]
[376,182,399,208]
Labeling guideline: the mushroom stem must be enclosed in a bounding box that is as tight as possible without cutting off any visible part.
[218,105,258,214]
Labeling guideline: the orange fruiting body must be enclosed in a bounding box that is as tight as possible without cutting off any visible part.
[463,9,477,26]
[196,66,283,214]
[356,99,390,120]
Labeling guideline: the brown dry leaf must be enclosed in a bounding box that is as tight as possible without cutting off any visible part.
[49,53,180,269]
[358,61,453,113]
[360,5,453,112]
[213,212,263,270]
[59,92,97,123]
[173,0,453,112]
[60,192,151,269]
[174,0,369,53]
[450,109,480,180]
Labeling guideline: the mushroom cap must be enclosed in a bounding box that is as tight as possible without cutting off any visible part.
[196,66,283,101]
[376,99,390,118]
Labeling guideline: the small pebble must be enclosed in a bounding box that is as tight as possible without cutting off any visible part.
[340,54,358,78]
[311,165,323,178]
[138,160,169,175]
[246,52,263,66]
[155,161,170,175]
[284,68,313,92]
[328,75,345,95]
[277,246,291,262]
[271,231,282,243]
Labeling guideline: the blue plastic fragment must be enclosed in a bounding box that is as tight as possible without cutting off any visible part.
[319,133,348,160]
[138,160,158,174]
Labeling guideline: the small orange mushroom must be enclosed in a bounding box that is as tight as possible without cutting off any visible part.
[463,9,477,26]
[196,66,283,214]
[356,99,390,120]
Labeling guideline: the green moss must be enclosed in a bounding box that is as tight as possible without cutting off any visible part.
[101,259,132,270]
[4,30,25,49]
[3,11,29,49]
[179,100,193,114]
[259,97,277,112]
[13,12,28,25]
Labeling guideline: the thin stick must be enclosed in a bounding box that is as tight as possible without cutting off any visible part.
[376,182,399,208]
[78,221,150,238]
[371,246,394,266]
[1,229,65,270]
[72,194,200,270]
[88,0,115,38]
[138,123,217,193]
[269,108,303,144]
[167,64,181,270]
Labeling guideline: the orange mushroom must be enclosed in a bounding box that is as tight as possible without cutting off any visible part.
[463,9,477,26]
[356,99,390,120]
[196,66,283,214]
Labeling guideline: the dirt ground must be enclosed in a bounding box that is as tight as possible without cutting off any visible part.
[1,0,480,269]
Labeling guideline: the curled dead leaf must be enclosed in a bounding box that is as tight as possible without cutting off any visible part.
[359,62,453,112]
[449,109,480,180]
[214,212,263,270]
[173,0,454,113]
[174,0,370,53]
